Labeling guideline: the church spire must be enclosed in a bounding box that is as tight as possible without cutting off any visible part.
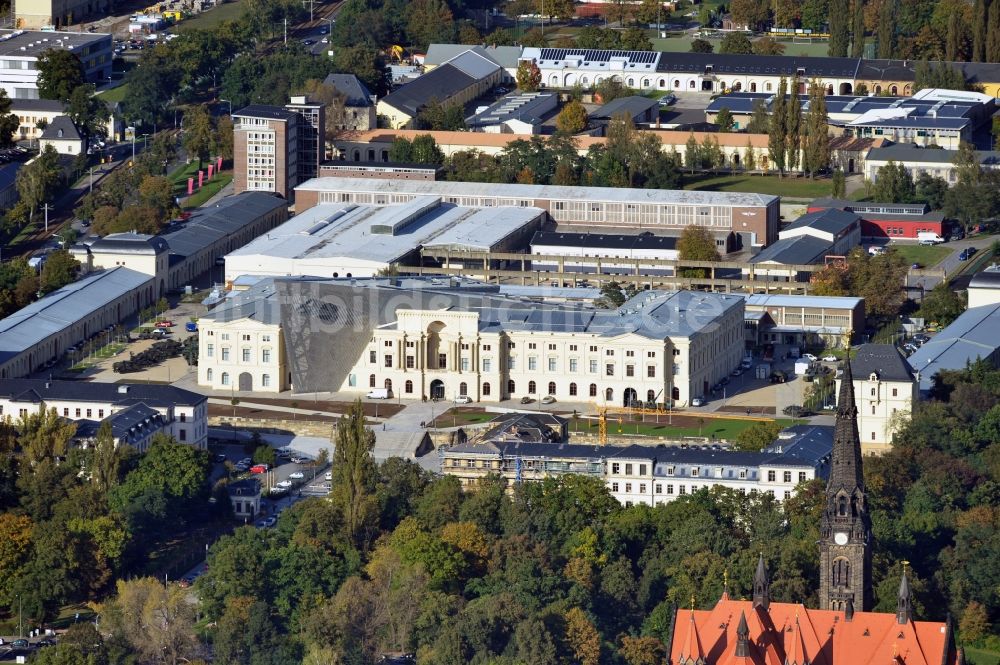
[735,610,751,658]
[753,553,770,610]
[681,609,706,664]
[897,565,912,625]
[829,357,865,493]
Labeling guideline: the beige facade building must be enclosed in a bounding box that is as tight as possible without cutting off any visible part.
[197,277,745,405]
[838,344,917,454]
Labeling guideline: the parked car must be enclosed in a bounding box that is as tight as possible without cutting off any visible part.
[185,321,198,332]
[215,453,226,463]
[154,320,175,328]
[290,455,307,464]
[658,93,677,106]
[264,516,277,527]
[250,464,269,474]
[731,367,743,376]
[455,395,472,404]
[911,263,922,269]
[520,396,533,404]
[541,395,557,404]
[691,397,705,407]
[12,639,29,648]
[275,480,293,488]
[802,353,818,361]
[740,359,753,369]
[821,355,838,362]
[325,472,333,481]
[289,471,304,479]
[269,486,288,495]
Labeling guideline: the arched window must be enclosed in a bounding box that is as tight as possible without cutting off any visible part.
[832,559,851,587]
[369,374,376,388]
[384,379,392,390]
[508,379,516,394]
[570,382,578,396]
[528,380,537,394]
[605,387,613,401]
[550,74,559,87]
[890,85,898,95]
[659,78,666,87]
[647,389,656,403]
[673,79,680,89]
[206,368,213,382]
[765,82,773,92]
[750,82,757,92]
[838,496,848,516]
[589,383,597,397]
[459,382,468,396]
[548,381,556,394]
[581,76,589,86]
[641,78,649,88]
[875,85,882,94]
[689,80,696,89]
[221,372,229,386]
[627,77,635,87]
[483,382,491,396]
[405,380,413,394]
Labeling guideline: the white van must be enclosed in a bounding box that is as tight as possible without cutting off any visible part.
[366,388,390,399]
[917,231,945,245]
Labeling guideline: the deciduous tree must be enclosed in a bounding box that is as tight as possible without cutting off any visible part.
[37,49,85,101]
[715,107,735,132]
[719,32,754,53]
[331,399,378,548]
[515,60,542,92]
[769,78,788,175]
[556,100,588,134]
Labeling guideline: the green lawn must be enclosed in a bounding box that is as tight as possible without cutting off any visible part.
[967,647,1000,665]
[891,244,951,268]
[183,173,233,209]
[173,0,245,32]
[97,82,130,104]
[684,173,832,199]
[576,416,802,440]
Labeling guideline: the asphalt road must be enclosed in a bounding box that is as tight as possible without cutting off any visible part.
[903,236,996,293]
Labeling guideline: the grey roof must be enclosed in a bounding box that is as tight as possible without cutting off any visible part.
[658,52,861,77]
[447,439,655,460]
[74,402,168,445]
[478,412,567,443]
[782,208,860,235]
[10,98,64,112]
[91,232,169,255]
[750,235,832,265]
[227,478,261,497]
[296,176,779,207]
[765,424,834,466]
[159,191,287,261]
[591,95,659,120]
[322,73,373,107]
[425,43,522,69]
[207,275,744,341]
[0,162,23,192]
[969,269,1000,289]
[379,63,477,117]
[445,49,502,80]
[651,446,818,474]
[0,267,151,364]
[466,91,556,128]
[0,29,110,58]
[532,231,678,251]
[906,301,1000,392]
[743,293,863,309]
[849,343,915,383]
[0,378,205,407]
[40,115,81,141]
[233,105,298,121]
[866,144,1000,167]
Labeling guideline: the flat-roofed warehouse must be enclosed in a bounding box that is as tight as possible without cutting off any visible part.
[224,196,545,280]
[294,177,781,247]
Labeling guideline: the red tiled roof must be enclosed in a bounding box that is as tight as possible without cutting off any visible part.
[669,599,957,665]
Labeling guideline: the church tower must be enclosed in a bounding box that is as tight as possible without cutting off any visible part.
[819,357,873,611]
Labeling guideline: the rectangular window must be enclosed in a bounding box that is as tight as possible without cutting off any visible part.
[242,348,251,362]
[548,358,557,371]
[528,357,538,371]
[647,365,656,378]
[626,365,635,377]
[221,348,230,361]
[461,358,469,371]
[570,345,578,351]
[262,374,271,387]
[872,404,876,415]
[783,471,792,483]
[606,363,614,376]
[179,430,186,441]
[648,351,656,358]
[262,335,271,342]
[384,355,393,368]
[625,463,633,475]
[569,359,578,372]
[892,388,898,397]
[799,472,807,483]
[871,387,876,396]
[528,343,536,350]
[369,350,376,363]
[691,467,699,477]
[483,359,492,372]
[666,485,674,495]
[655,483,662,494]
[590,360,598,373]
[612,482,619,492]
[679,486,686,495]
[612,463,620,474]
[625,483,632,493]
[768,470,775,482]
[63,408,69,416]
[548,344,556,351]
[508,357,516,370]
[639,483,646,493]
[439,353,447,367]
[606,349,614,356]
[406,356,415,368]
[206,344,214,357]
[626,350,635,357]
[739,469,747,479]
[589,345,597,352]
[639,464,647,475]
[667,466,674,476]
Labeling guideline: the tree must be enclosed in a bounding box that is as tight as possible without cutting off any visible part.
[331,399,378,548]
[918,282,966,327]
[405,0,455,51]
[37,49,86,101]
[729,0,769,30]
[599,281,628,308]
[556,100,588,134]
[411,134,444,165]
[914,172,948,209]
[719,32,754,54]
[515,60,542,92]
[828,0,850,56]
[16,144,62,221]
[66,84,110,146]
[744,141,758,172]
[619,635,666,665]
[802,81,830,177]
[182,105,214,169]
[989,0,1000,63]
[677,225,721,262]
[0,512,32,608]
[0,88,20,149]
[101,577,201,665]
[973,0,986,61]
[34,622,108,665]
[138,175,175,218]
[700,134,723,172]
[215,115,234,161]
[595,78,628,103]
[877,0,896,58]
[851,0,866,57]
[715,107,735,132]
[785,77,801,172]
[753,36,786,55]
[959,601,990,643]
[873,161,915,202]
[768,78,788,176]
[734,420,783,451]
[565,607,601,665]
[39,250,80,294]
[458,22,482,44]
[690,38,714,53]
[253,444,276,468]
[832,168,846,198]
[746,99,770,134]
[684,133,700,174]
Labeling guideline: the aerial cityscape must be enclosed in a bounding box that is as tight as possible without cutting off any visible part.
[0,0,997,661]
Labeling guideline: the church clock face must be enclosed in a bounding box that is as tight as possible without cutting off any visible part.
[834,531,849,545]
